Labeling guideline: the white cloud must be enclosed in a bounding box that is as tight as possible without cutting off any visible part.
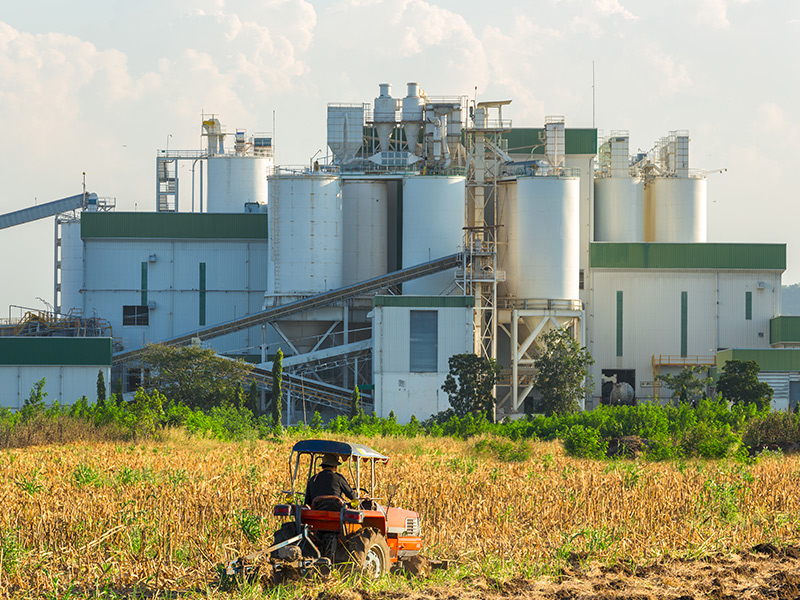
[696,0,753,29]
[594,0,637,20]
[646,48,692,94]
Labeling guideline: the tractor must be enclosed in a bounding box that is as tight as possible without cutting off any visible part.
[226,439,422,582]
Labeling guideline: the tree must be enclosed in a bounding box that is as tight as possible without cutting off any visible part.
[271,348,283,427]
[350,385,362,418]
[138,344,254,409]
[247,380,259,415]
[96,370,107,408]
[21,378,48,422]
[717,359,773,410]
[655,365,712,406]
[441,353,501,420]
[532,327,594,416]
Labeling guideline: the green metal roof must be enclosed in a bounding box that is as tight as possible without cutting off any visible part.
[770,317,800,345]
[717,348,800,373]
[372,295,475,308]
[0,338,113,366]
[81,212,268,240]
[502,128,598,156]
[590,243,786,271]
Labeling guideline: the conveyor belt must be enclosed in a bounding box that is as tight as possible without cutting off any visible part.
[113,253,461,364]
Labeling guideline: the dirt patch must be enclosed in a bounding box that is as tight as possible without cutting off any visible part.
[313,547,800,600]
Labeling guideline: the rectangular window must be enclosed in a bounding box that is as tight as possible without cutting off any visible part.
[199,262,207,326]
[745,291,752,321]
[579,269,585,291]
[616,291,623,357]
[141,262,148,306]
[680,291,688,357]
[409,310,438,372]
[123,305,149,326]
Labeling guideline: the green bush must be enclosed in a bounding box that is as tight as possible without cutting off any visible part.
[742,411,800,451]
[562,425,608,459]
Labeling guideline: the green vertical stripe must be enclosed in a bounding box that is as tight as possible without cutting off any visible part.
[681,291,688,357]
[616,291,623,357]
[199,262,206,326]
[745,291,752,321]
[141,262,148,306]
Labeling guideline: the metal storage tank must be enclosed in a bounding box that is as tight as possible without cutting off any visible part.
[594,177,645,242]
[207,155,270,213]
[342,179,389,285]
[60,220,83,312]
[269,174,343,295]
[506,176,580,300]
[402,175,465,295]
[648,177,707,242]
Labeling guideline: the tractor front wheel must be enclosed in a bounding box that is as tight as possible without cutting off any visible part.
[337,528,391,578]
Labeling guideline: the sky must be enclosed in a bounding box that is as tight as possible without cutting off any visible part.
[0,0,798,316]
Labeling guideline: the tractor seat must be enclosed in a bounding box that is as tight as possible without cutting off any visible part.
[310,495,345,512]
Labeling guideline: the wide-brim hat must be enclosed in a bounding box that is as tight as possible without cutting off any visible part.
[321,453,342,468]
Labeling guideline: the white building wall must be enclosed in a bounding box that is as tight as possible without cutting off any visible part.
[0,365,111,409]
[82,239,269,354]
[373,304,473,423]
[589,269,777,403]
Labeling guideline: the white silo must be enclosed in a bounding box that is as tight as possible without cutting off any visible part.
[506,176,580,300]
[374,84,396,153]
[268,173,344,353]
[60,220,83,313]
[269,174,343,295]
[595,133,645,242]
[342,179,389,285]
[649,177,708,242]
[207,154,270,213]
[401,175,465,295]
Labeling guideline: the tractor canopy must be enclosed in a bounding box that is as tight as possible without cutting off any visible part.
[288,439,389,500]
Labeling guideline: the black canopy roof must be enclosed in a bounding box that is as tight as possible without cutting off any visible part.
[290,439,389,463]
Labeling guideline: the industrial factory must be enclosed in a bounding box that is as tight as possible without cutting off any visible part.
[2,81,799,420]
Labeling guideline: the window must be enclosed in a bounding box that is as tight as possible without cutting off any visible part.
[745,291,752,321]
[579,269,585,291]
[123,305,149,326]
[409,310,438,372]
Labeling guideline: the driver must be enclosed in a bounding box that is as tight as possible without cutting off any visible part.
[304,453,357,509]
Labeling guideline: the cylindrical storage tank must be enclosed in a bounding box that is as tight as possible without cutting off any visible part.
[269,174,343,295]
[60,220,83,313]
[506,176,580,300]
[207,155,269,213]
[402,175,465,295]
[649,177,707,242]
[594,177,645,242]
[342,179,389,285]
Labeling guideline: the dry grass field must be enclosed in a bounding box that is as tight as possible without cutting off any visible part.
[2,432,800,598]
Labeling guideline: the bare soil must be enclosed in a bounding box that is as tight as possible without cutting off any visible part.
[317,545,800,600]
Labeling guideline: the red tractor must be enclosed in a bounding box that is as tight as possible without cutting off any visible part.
[227,439,422,581]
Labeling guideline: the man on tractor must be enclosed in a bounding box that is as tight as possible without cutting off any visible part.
[304,453,357,510]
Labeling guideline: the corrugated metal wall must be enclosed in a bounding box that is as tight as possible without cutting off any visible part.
[590,269,777,402]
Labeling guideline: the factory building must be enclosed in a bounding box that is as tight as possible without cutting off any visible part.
[1,83,797,418]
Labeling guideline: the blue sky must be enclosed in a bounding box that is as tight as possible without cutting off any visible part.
[0,0,798,314]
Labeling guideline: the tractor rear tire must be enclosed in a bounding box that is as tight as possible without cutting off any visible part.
[336,528,391,578]
[271,522,299,559]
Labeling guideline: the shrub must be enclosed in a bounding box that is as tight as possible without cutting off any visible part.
[562,425,608,459]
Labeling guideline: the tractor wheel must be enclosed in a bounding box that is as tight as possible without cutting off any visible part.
[271,522,299,559]
[336,528,391,578]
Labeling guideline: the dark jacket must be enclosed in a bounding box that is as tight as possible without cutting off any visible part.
[304,468,356,506]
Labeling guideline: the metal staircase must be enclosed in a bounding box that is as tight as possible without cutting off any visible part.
[113,252,462,364]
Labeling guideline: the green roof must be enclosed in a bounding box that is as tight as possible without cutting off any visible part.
[0,338,112,366]
[770,317,800,345]
[81,212,268,240]
[372,295,475,308]
[502,128,598,156]
[590,243,786,271]
[717,348,800,372]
